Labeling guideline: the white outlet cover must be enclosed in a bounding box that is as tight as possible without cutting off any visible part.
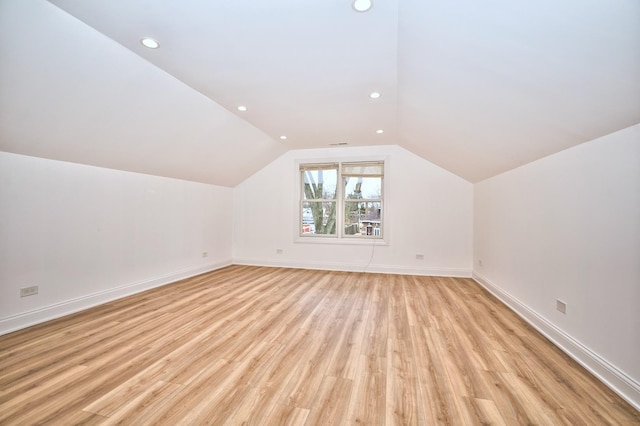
[556,300,567,314]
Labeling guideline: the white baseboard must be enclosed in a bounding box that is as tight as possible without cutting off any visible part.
[473,271,640,412]
[0,260,232,336]
[232,257,471,277]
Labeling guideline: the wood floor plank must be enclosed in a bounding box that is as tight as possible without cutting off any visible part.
[305,375,353,426]
[261,403,310,426]
[95,380,183,425]
[461,396,507,426]
[346,356,386,424]
[0,265,638,425]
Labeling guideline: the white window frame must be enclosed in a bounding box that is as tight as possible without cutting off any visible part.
[295,157,388,245]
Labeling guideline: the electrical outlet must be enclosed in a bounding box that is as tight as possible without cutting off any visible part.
[556,300,567,314]
[202,252,208,258]
[20,286,38,297]
[415,254,424,260]
[276,249,283,254]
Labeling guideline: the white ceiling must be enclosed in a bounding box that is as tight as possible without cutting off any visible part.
[1,0,639,185]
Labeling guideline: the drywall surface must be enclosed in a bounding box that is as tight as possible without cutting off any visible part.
[0,0,285,187]
[0,152,233,333]
[233,144,473,276]
[474,124,640,406]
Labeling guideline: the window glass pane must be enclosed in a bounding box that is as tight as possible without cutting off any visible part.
[302,168,337,200]
[302,201,337,235]
[344,201,382,236]
[344,177,382,200]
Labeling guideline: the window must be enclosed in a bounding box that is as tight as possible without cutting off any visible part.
[300,161,384,239]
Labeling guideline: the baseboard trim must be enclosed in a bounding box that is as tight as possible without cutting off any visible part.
[472,271,640,411]
[232,257,471,277]
[0,260,232,336]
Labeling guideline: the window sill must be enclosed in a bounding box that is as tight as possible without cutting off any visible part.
[294,236,389,246]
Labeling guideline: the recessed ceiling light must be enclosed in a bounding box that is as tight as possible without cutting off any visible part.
[140,37,159,49]
[237,106,247,112]
[369,92,381,99]
[376,129,384,134]
[280,135,287,140]
[352,0,373,12]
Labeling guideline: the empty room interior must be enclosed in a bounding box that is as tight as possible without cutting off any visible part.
[1,0,639,424]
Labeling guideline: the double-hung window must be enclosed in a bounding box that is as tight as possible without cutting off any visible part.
[300,161,384,239]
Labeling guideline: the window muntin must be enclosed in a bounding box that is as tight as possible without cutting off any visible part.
[300,161,383,239]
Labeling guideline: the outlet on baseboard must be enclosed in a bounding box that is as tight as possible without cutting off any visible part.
[276,249,283,254]
[415,254,424,260]
[202,252,208,258]
[556,299,567,314]
[20,286,38,297]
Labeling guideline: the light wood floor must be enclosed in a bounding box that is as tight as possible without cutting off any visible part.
[1,266,638,425]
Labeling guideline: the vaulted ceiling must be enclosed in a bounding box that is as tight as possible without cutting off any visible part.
[1,0,639,186]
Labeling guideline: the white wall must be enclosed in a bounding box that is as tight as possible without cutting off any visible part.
[474,124,640,408]
[0,152,233,334]
[233,145,473,276]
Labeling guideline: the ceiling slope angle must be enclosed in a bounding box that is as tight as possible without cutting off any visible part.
[3,0,640,184]
[397,0,640,181]
[46,0,400,152]
[0,0,286,187]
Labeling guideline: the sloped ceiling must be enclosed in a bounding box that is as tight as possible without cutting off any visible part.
[1,0,639,186]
